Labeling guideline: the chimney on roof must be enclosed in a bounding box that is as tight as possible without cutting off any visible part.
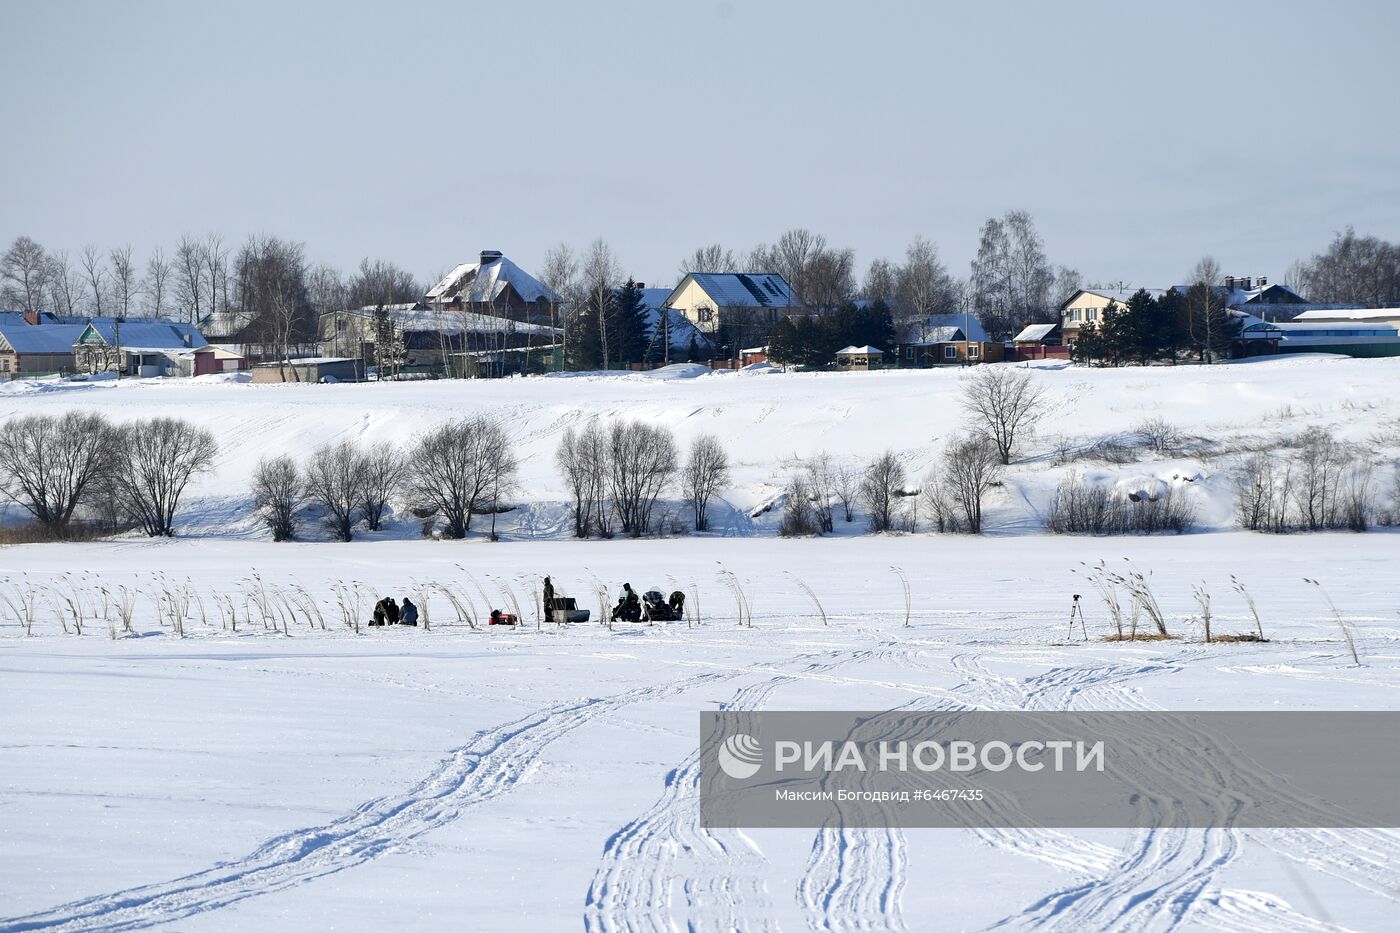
[1223,275,1235,290]
[634,282,645,289]
[479,250,503,265]
[1240,276,1252,291]
[23,309,39,326]
[1257,276,1268,287]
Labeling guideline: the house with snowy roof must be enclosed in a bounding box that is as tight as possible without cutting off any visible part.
[71,318,209,377]
[635,286,713,363]
[319,302,562,375]
[663,272,802,358]
[1058,287,1167,344]
[424,250,561,325]
[892,313,1004,366]
[0,320,87,376]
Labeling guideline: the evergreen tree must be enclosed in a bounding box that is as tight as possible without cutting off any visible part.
[767,317,799,364]
[572,291,605,370]
[609,279,649,365]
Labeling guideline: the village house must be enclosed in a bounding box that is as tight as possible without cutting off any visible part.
[892,313,1004,366]
[0,318,87,376]
[1,313,216,378]
[635,285,713,364]
[663,272,802,357]
[1058,288,1166,345]
[423,250,562,326]
[318,304,562,376]
[72,319,209,377]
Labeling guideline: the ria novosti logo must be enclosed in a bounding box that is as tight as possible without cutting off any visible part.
[717,733,763,780]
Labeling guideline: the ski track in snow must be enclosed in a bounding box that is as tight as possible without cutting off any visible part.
[583,644,882,933]
[4,634,1395,931]
[0,665,755,933]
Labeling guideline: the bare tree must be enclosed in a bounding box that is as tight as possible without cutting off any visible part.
[175,234,205,326]
[778,474,818,537]
[970,211,1056,338]
[410,416,511,538]
[557,425,594,538]
[109,245,139,317]
[896,236,957,329]
[832,459,860,523]
[0,412,116,533]
[306,440,365,541]
[1,236,50,313]
[79,244,107,315]
[252,455,303,541]
[144,248,172,317]
[580,239,620,370]
[961,367,1047,465]
[804,452,837,533]
[113,418,218,537]
[941,435,1002,533]
[346,258,419,309]
[358,441,405,532]
[607,421,677,537]
[682,433,730,531]
[46,250,83,315]
[678,244,738,277]
[861,258,899,306]
[203,233,228,318]
[860,450,906,533]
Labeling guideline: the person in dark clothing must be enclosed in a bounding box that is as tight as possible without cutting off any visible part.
[542,577,555,611]
[399,598,419,626]
[611,583,641,623]
[374,596,399,626]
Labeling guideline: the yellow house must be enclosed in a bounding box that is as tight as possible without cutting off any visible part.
[663,272,801,356]
[1058,288,1164,343]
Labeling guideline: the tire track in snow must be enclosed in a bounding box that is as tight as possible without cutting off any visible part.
[583,645,879,933]
[0,670,740,933]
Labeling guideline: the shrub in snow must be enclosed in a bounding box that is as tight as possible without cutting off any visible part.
[960,368,1047,465]
[605,421,676,538]
[939,436,1002,534]
[410,416,516,539]
[682,433,729,532]
[1047,473,1195,535]
[112,417,217,537]
[306,441,365,542]
[358,442,406,532]
[0,411,117,536]
[860,450,906,533]
[778,475,818,537]
[252,455,304,542]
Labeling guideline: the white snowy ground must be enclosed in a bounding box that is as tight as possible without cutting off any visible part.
[1,357,1399,931]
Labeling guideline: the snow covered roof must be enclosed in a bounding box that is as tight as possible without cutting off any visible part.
[836,345,884,355]
[675,272,797,309]
[425,254,561,305]
[332,305,560,338]
[1066,287,1166,308]
[1291,307,1400,323]
[1013,323,1058,342]
[0,322,86,354]
[78,319,208,350]
[897,313,988,344]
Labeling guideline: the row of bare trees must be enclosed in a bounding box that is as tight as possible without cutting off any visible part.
[556,424,731,538]
[1235,427,1391,533]
[0,412,217,537]
[253,416,518,542]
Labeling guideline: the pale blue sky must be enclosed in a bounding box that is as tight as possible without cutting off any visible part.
[2,0,1396,289]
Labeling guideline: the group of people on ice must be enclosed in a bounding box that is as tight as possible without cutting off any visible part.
[364,578,685,628]
[369,596,418,627]
[609,582,686,624]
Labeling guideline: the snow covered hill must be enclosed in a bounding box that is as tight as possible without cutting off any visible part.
[3,354,1397,540]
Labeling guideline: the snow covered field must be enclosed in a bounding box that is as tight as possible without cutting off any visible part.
[2,357,1399,930]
